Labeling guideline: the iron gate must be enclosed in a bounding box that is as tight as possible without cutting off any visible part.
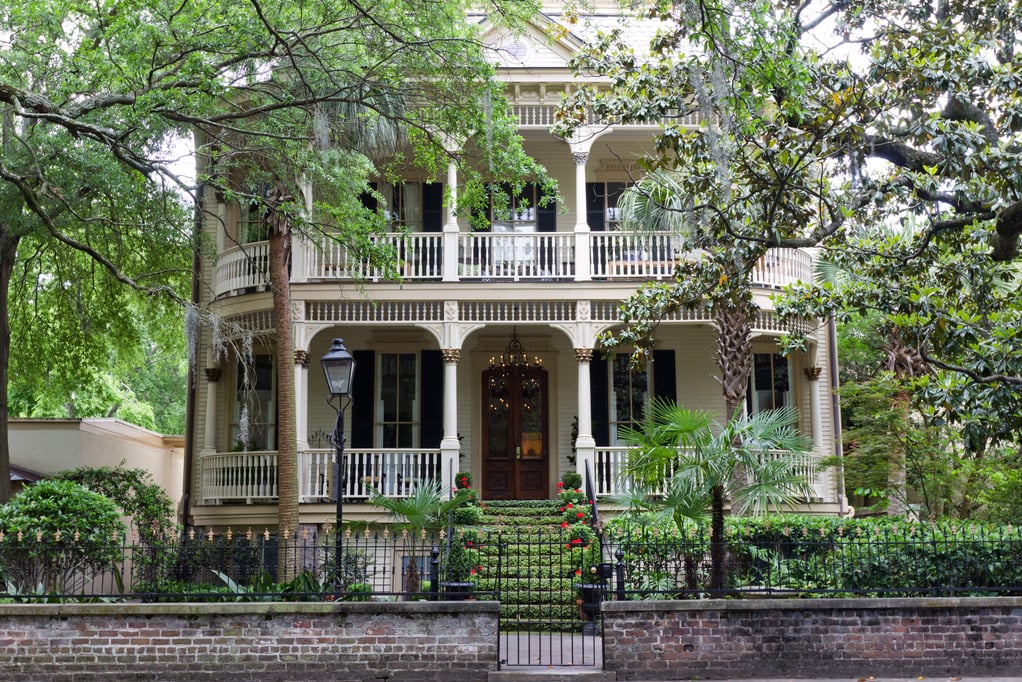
[494,529,608,668]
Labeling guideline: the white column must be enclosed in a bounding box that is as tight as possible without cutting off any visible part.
[440,348,462,494]
[202,366,222,454]
[805,366,824,501]
[294,349,310,452]
[442,159,460,283]
[290,179,314,283]
[571,151,592,282]
[574,348,597,482]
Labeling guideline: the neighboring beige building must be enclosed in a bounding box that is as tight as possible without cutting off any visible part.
[185,2,846,531]
[9,418,185,513]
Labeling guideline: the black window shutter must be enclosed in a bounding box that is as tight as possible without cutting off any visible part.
[422,183,444,232]
[590,352,609,446]
[537,183,557,232]
[420,350,444,448]
[586,183,606,231]
[350,350,375,449]
[652,350,677,403]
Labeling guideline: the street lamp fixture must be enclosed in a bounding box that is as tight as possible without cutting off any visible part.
[321,338,355,591]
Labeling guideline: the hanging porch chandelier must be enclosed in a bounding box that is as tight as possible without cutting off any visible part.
[489,327,542,369]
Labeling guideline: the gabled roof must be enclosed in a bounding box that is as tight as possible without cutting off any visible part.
[475,12,587,69]
[474,9,665,70]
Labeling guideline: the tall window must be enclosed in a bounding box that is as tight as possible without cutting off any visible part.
[379,182,423,230]
[748,353,790,414]
[378,353,419,447]
[586,182,627,231]
[610,353,649,445]
[491,183,541,232]
[238,197,268,243]
[231,354,276,450]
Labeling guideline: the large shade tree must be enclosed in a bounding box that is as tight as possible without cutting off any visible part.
[556,0,1022,455]
[0,0,546,509]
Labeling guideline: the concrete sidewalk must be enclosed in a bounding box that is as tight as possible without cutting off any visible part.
[490,671,1022,682]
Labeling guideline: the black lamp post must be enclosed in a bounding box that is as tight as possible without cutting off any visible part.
[321,338,355,590]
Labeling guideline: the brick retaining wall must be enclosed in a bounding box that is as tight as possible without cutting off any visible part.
[602,597,1022,680]
[4,597,1022,680]
[0,601,498,682]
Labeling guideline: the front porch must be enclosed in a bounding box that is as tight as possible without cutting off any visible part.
[195,446,833,507]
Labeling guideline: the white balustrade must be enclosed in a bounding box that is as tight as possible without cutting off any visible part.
[335,448,443,499]
[215,232,811,294]
[213,242,270,297]
[455,231,575,281]
[593,446,826,501]
[199,450,279,503]
[199,449,442,505]
[308,232,444,282]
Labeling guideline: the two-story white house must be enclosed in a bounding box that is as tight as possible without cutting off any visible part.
[184,2,846,530]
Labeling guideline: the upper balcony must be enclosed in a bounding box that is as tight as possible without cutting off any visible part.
[212,231,812,298]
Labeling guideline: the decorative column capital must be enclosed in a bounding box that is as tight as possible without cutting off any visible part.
[804,366,823,381]
[442,349,461,364]
[571,151,589,166]
[294,349,310,368]
[575,348,594,362]
[204,367,222,382]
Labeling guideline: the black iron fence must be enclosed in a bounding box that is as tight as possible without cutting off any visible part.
[3,524,1022,602]
[603,523,1022,598]
[0,527,493,602]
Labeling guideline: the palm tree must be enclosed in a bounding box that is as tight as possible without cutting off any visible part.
[618,398,814,592]
[368,480,472,593]
[615,169,762,421]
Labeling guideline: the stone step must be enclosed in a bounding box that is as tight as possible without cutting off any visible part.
[488,669,616,682]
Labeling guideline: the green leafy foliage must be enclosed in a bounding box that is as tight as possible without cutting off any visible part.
[558,0,1022,509]
[0,479,125,594]
[55,465,176,539]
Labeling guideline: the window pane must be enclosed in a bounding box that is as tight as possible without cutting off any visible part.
[378,352,418,448]
[611,353,648,445]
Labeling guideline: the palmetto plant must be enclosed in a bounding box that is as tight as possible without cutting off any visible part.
[618,398,814,592]
[368,480,472,593]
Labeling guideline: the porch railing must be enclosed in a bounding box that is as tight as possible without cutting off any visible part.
[456,231,576,281]
[593,446,828,501]
[306,232,444,282]
[215,235,813,293]
[212,242,270,297]
[198,448,442,505]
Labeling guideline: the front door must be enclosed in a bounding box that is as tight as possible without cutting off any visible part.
[482,364,549,499]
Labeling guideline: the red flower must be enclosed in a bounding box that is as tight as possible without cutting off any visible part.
[574,569,582,576]
[559,507,565,512]
[566,503,573,508]
[571,538,581,544]
[560,521,568,528]
[557,481,564,488]
[576,512,585,518]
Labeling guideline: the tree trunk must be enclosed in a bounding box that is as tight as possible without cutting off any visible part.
[886,388,911,517]
[713,298,753,422]
[709,484,727,593]
[266,187,299,580]
[0,232,18,503]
